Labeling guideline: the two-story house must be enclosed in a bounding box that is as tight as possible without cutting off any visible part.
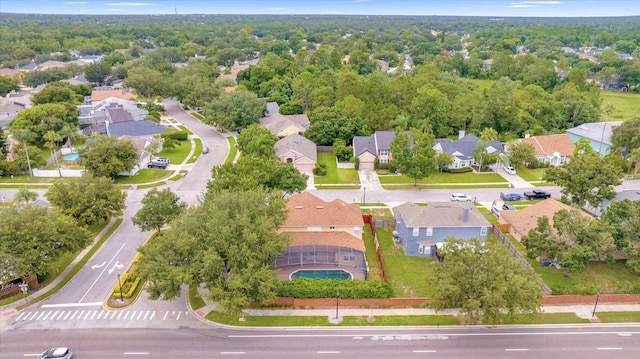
[393,202,491,257]
[433,132,505,169]
[352,131,395,171]
[273,191,368,280]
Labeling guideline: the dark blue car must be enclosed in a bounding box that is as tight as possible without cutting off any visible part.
[500,192,522,201]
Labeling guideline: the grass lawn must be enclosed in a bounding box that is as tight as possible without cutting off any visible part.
[378,171,507,185]
[156,139,191,164]
[187,138,202,164]
[0,175,56,183]
[516,167,555,186]
[597,311,640,323]
[363,225,383,280]
[115,169,170,184]
[178,125,193,134]
[600,91,640,121]
[376,228,437,298]
[314,152,360,185]
[494,312,589,324]
[224,137,237,165]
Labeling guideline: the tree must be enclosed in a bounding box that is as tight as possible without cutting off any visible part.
[202,90,266,130]
[208,155,307,197]
[611,117,640,155]
[472,141,489,171]
[31,82,82,105]
[600,199,640,273]
[410,86,450,137]
[44,130,63,177]
[0,75,20,97]
[506,140,537,169]
[304,107,368,146]
[79,135,138,179]
[123,66,168,98]
[45,173,126,226]
[10,129,37,176]
[83,61,112,85]
[390,128,436,187]
[332,138,352,162]
[12,188,38,206]
[627,147,640,177]
[435,151,454,172]
[431,238,542,324]
[132,188,186,233]
[8,103,79,144]
[545,143,623,208]
[0,205,90,282]
[236,124,278,158]
[137,190,289,316]
[479,128,499,142]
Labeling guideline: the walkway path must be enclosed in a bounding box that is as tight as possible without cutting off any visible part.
[358,169,383,190]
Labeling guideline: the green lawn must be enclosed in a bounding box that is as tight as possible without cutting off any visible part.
[363,225,383,280]
[378,171,507,185]
[601,91,640,121]
[494,312,589,324]
[156,139,192,164]
[115,169,170,184]
[314,152,360,185]
[597,311,640,323]
[224,137,238,165]
[188,138,202,164]
[0,175,56,183]
[516,167,548,182]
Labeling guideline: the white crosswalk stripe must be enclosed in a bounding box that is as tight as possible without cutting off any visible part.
[13,309,190,322]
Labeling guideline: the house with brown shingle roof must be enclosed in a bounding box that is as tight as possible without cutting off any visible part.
[520,134,575,166]
[273,191,368,280]
[498,199,586,242]
[90,88,136,103]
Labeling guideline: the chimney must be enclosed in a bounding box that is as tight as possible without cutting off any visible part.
[463,207,469,223]
[458,130,465,139]
[525,133,531,139]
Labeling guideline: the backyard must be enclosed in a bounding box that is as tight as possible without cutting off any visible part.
[314,151,360,188]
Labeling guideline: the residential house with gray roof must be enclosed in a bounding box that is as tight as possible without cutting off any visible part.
[393,202,491,257]
[352,131,395,171]
[433,132,504,169]
[259,102,310,137]
[275,134,317,174]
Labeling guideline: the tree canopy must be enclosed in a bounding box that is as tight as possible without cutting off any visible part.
[390,128,436,186]
[8,103,79,144]
[236,123,278,158]
[202,90,266,130]
[132,188,186,233]
[79,135,138,179]
[137,190,289,316]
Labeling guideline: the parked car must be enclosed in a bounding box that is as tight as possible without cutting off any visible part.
[148,158,169,169]
[500,192,522,201]
[502,203,516,210]
[523,189,552,200]
[503,166,517,175]
[202,146,209,154]
[451,193,472,202]
[39,347,73,359]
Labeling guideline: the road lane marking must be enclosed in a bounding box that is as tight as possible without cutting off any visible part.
[23,354,41,357]
[36,311,46,320]
[83,310,92,319]
[63,311,72,320]
[505,348,529,351]
[317,351,341,354]
[220,352,246,355]
[413,350,437,353]
[56,311,65,320]
[163,312,168,320]
[117,311,123,319]
[123,352,149,355]
[15,312,25,321]
[97,310,104,319]
[137,311,144,320]
[149,311,155,320]
[176,311,181,320]
[90,310,98,320]
[597,347,622,350]
[42,302,102,308]
[79,241,127,302]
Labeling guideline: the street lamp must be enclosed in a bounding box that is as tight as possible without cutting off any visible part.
[592,292,601,317]
[335,291,340,320]
[117,273,124,302]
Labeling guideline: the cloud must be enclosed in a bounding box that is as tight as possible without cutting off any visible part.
[106,2,155,6]
[64,1,88,4]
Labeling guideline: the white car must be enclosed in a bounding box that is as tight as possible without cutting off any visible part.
[451,193,472,202]
[503,166,516,175]
[40,347,73,359]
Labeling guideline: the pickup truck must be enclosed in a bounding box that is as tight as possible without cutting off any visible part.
[523,189,551,200]
[147,158,169,169]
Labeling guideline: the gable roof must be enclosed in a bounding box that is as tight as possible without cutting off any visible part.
[499,199,584,237]
[434,133,504,161]
[91,88,136,102]
[284,191,364,227]
[566,121,622,144]
[118,135,153,161]
[374,131,395,151]
[275,134,317,162]
[107,120,165,138]
[393,202,490,227]
[259,113,310,135]
[353,134,376,156]
[286,231,366,252]
[521,134,576,157]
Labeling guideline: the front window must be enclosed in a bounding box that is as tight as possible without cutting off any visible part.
[426,227,433,236]
[412,227,419,236]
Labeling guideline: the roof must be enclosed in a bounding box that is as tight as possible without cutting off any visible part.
[499,199,584,237]
[284,191,364,227]
[374,131,395,151]
[566,121,622,145]
[353,131,396,157]
[81,124,107,136]
[0,68,20,76]
[521,134,576,157]
[259,113,310,135]
[393,202,490,227]
[107,107,134,123]
[434,133,504,161]
[275,134,317,162]
[107,120,165,138]
[118,135,152,161]
[286,231,365,252]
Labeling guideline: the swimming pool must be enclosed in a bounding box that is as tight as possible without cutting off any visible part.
[63,153,80,161]
[290,269,352,280]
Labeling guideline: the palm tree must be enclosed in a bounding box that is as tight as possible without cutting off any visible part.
[13,188,38,206]
[628,147,640,178]
[44,130,63,177]
[472,141,488,172]
[11,130,36,177]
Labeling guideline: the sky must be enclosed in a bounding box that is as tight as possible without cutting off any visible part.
[0,0,639,17]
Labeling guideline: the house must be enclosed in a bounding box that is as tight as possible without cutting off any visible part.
[433,132,505,169]
[275,134,317,174]
[79,98,164,140]
[393,202,491,257]
[259,102,310,137]
[273,191,367,280]
[566,121,622,157]
[117,135,157,176]
[589,190,640,217]
[352,131,395,171]
[520,134,575,166]
[90,88,136,103]
[498,199,578,242]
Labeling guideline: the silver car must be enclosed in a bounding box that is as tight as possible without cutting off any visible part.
[40,347,73,359]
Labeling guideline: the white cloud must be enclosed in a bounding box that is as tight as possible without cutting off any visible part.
[106,2,154,6]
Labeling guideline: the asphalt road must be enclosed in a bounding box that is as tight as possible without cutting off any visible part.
[2,326,639,359]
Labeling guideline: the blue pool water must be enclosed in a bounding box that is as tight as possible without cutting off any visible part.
[63,154,80,161]
[291,270,352,280]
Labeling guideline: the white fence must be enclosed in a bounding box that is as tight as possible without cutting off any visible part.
[32,169,85,178]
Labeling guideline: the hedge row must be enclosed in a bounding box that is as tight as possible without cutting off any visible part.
[164,131,189,141]
[112,272,142,299]
[443,166,473,173]
[274,278,392,299]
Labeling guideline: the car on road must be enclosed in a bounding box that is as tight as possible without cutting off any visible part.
[451,193,472,202]
[503,166,517,175]
[202,146,209,154]
[523,189,552,200]
[500,192,522,201]
[502,203,516,210]
[40,347,73,359]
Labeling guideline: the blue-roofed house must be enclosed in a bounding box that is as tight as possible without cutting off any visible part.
[392,202,491,257]
[433,132,505,169]
[566,121,622,157]
[352,131,395,171]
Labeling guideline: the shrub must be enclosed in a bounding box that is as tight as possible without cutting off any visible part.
[354,157,360,170]
[313,163,327,176]
[274,278,392,299]
[165,131,188,141]
[443,166,473,173]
